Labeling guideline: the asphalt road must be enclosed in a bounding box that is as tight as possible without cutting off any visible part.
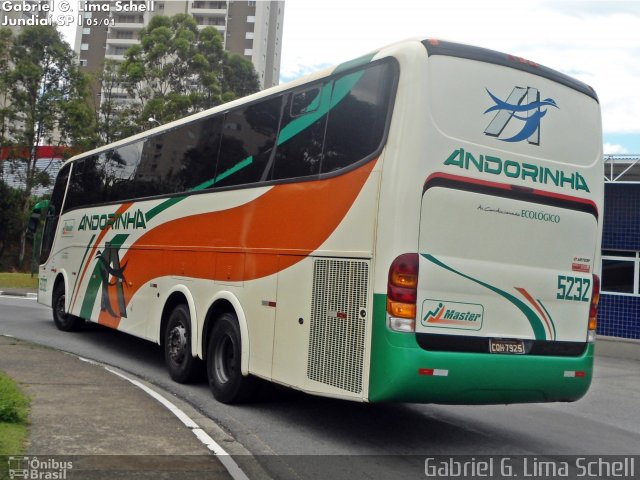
[1,295,639,479]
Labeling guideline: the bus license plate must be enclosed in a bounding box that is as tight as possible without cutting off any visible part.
[489,339,525,354]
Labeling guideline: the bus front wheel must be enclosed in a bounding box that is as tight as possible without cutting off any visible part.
[164,304,203,383]
[207,312,258,404]
[52,283,84,332]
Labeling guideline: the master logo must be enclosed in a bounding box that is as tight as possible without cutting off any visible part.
[421,299,484,331]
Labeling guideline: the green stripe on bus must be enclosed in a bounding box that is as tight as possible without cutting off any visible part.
[277,83,333,145]
[421,253,547,340]
[214,156,253,183]
[333,51,377,74]
[75,66,373,319]
[143,70,367,224]
[145,196,185,223]
[538,299,557,341]
[71,233,95,302]
[277,71,364,146]
[79,233,129,320]
[145,156,255,222]
[330,71,365,108]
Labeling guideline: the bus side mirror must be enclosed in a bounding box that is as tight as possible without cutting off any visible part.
[27,199,50,234]
[27,215,39,234]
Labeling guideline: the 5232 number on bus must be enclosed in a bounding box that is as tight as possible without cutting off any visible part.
[556,275,591,302]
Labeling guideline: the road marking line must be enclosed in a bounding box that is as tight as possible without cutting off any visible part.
[0,294,37,300]
[102,366,250,480]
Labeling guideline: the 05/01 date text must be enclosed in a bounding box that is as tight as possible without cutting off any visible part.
[80,16,115,27]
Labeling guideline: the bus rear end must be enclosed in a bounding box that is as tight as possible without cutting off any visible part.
[369,40,602,404]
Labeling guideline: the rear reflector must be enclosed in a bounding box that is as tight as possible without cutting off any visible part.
[419,368,449,377]
[588,274,600,333]
[564,370,586,378]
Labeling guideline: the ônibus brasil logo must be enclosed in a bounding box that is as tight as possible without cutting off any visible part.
[484,87,558,145]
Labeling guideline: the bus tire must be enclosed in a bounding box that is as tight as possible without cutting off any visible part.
[207,312,258,404]
[52,283,84,332]
[164,304,203,384]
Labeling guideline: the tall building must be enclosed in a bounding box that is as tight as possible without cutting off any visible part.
[74,0,284,93]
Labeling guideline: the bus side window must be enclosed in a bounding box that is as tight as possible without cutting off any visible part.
[132,116,224,194]
[40,163,70,264]
[103,140,144,201]
[290,87,321,117]
[215,95,283,188]
[64,156,105,212]
[271,82,330,180]
[322,62,394,173]
[178,116,224,190]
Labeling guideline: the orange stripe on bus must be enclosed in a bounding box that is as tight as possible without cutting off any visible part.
[96,160,376,328]
[515,287,554,340]
[70,202,133,312]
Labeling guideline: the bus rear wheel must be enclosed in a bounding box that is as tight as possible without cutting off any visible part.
[164,304,203,383]
[52,283,84,332]
[207,312,258,404]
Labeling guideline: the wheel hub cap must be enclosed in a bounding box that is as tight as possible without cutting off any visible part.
[168,324,188,363]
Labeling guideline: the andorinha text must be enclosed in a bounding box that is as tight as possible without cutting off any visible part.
[78,210,147,231]
[444,148,590,192]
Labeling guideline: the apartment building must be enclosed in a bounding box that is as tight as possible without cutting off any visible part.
[74,0,284,93]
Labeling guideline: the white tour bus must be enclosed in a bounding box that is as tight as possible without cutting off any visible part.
[37,38,603,404]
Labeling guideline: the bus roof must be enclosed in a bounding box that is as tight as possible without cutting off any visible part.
[422,38,598,102]
[65,37,597,165]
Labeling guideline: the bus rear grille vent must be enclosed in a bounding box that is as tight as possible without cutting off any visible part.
[308,259,368,394]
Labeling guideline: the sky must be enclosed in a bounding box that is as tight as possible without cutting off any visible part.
[57,0,640,154]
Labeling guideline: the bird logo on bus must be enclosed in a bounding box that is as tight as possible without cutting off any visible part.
[483,87,558,145]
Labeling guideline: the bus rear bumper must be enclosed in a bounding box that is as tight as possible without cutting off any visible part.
[368,298,594,404]
[368,341,593,404]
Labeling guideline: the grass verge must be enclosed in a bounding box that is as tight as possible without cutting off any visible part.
[0,273,38,290]
[0,372,29,456]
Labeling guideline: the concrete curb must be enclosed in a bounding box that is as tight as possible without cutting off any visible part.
[596,335,640,362]
[0,335,274,480]
[0,290,37,298]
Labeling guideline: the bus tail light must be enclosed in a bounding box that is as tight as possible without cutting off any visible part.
[588,274,600,342]
[387,253,419,332]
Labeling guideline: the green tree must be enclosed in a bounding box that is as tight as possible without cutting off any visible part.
[0,27,14,174]
[120,14,259,126]
[90,59,137,146]
[0,181,24,269]
[221,53,260,101]
[7,25,94,268]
